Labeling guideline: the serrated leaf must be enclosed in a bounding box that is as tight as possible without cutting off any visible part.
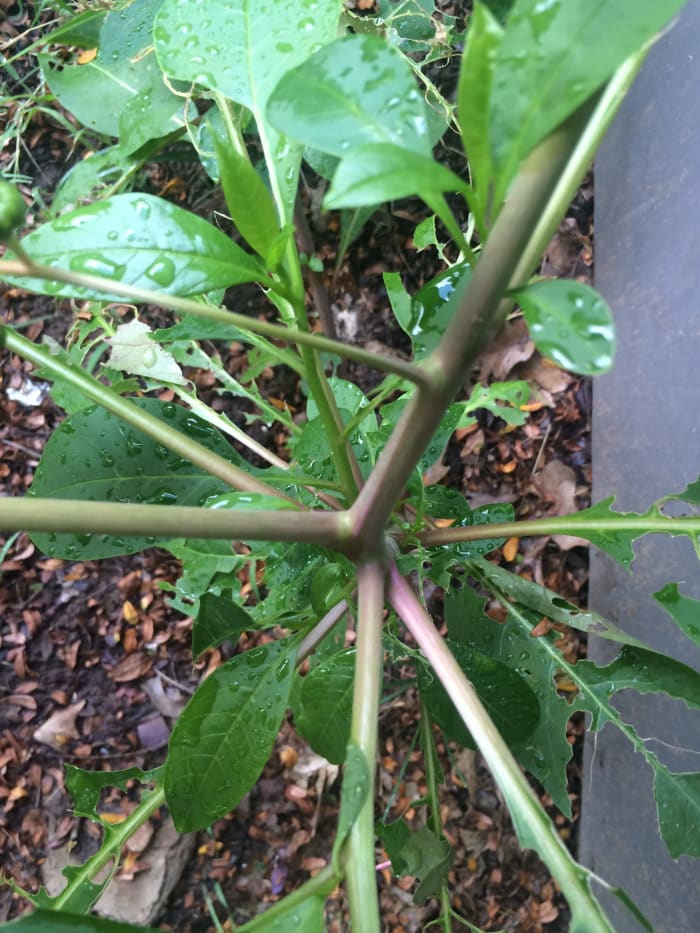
[489,0,688,202]
[193,591,254,658]
[29,398,238,560]
[7,194,265,300]
[653,767,700,859]
[294,650,355,764]
[654,583,700,647]
[267,35,431,159]
[39,0,189,153]
[331,742,369,873]
[165,638,297,831]
[0,910,162,933]
[65,764,162,821]
[423,489,514,561]
[665,474,700,506]
[458,380,530,428]
[513,279,615,375]
[473,557,649,647]
[417,640,539,751]
[325,143,466,209]
[107,319,186,384]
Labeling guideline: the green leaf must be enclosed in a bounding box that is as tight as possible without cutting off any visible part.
[417,640,540,751]
[331,742,369,873]
[29,398,237,560]
[245,896,326,932]
[383,271,412,333]
[39,0,189,153]
[457,380,530,428]
[422,489,514,561]
[489,0,687,201]
[211,127,283,263]
[376,820,453,906]
[7,194,265,300]
[154,0,341,220]
[165,637,298,832]
[0,910,161,933]
[513,279,615,375]
[653,767,700,858]
[654,583,700,647]
[267,35,432,159]
[193,591,254,658]
[473,557,649,647]
[446,585,576,815]
[325,143,467,209]
[65,764,162,821]
[406,262,472,358]
[50,145,141,215]
[666,475,700,506]
[294,650,355,764]
[253,543,332,625]
[575,645,700,731]
[457,1,503,233]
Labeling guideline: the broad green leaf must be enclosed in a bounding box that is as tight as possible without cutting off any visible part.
[211,127,283,263]
[154,0,342,220]
[417,640,540,751]
[654,583,700,646]
[653,767,700,858]
[473,557,649,647]
[0,910,161,933]
[7,194,265,300]
[377,820,452,904]
[40,0,189,153]
[513,279,615,375]
[253,543,333,625]
[325,143,467,209]
[376,819,412,874]
[406,262,472,358]
[446,585,576,814]
[29,398,238,560]
[457,1,503,233]
[294,650,355,764]
[165,638,297,831]
[107,319,186,384]
[267,35,432,159]
[331,742,369,873]
[193,591,254,658]
[489,0,688,201]
[246,896,326,933]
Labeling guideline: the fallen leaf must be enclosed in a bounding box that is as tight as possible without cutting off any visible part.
[108,652,153,683]
[476,319,534,381]
[33,700,85,750]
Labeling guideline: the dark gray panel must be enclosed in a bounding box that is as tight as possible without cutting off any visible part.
[580,3,700,931]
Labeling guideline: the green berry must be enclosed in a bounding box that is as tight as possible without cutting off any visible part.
[0,181,27,241]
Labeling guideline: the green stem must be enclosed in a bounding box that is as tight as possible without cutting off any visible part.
[344,559,386,933]
[388,566,613,933]
[415,515,700,546]
[0,258,429,386]
[2,327,293,503]
[51,785,165,912]
[419,701,453,933]
[235,865,338,931]
[0,497,352,551]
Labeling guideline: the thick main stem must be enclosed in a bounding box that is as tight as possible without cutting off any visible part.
[388,567,613,932]
[344,559,386,933]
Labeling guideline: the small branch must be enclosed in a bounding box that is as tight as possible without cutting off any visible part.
[387,566,613,932]
[294,194,338,339]
[2,327,294,503]
[236,865,338,932]
[0,497,353,551]
[344,559,386,933]
[415,515,700,547]
[298,600,349,663]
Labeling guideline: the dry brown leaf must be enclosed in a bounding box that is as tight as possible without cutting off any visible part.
[534,460,577,515]
[108,652,153,683]
[476,319,534,381]
[33,699,85,750]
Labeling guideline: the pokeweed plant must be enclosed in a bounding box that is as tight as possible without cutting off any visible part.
[1,0,699,930]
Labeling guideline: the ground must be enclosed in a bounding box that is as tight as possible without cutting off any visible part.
[1,4,595,930]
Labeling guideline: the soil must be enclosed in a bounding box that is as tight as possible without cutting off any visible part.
[1,4,595,931]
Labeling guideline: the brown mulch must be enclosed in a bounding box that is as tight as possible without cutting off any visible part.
[1,4,596,931]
